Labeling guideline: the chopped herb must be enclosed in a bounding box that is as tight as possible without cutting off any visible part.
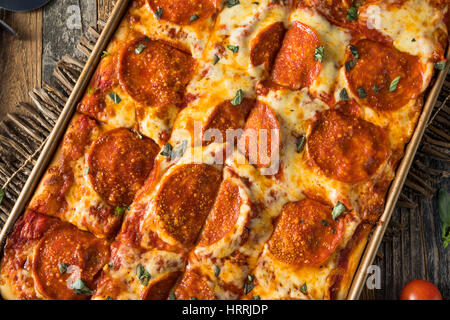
[225,0,240,7]
[247,274,254,283]
[106,296,113,300]
[245,282,255,294]
[88,87,98,96]
[214,266,221,277]
[135,43,147,54]
[136,264,151,286]
[160,143,174,158]
[101,51,110,58]
[169,292,176,300]
[331,228,335,234]
[115,206,125,217]
[72,278,94,295]
[314,46,325,62]
[435,61,447,71]
[300,219,305,224]
[155,7,163,20]
[108,261,114,268]
[84,167,90,176]
[438,188,450,248]
[332,201,346,220]
[300,283,307,294]
[296,135,306,153]
[135,131,143,139]
[340,88,349,101]
[227,44,239,53]
[345,60,357,71]
[191,297,198,300]
[0,189,4,205]
[252,295,261,300]
[349,44,359,59]
[190,13,199,22]
[346,6,358,21]
[373,85,380,93]
[357,87,367,98]
[58,262,68,274]
[321,220,329,226]
[213,54,220,65]
[172,140,188,159]
[389,76,401,92]
[109,92,121,103]
[231,89,244,106]
[97,205,103,210]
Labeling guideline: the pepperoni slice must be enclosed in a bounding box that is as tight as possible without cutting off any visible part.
[142,272,181,300]
[250,22,286,71]
[148,0,216,25]
[268,199,344,266]
[202,98,254,146]
[88,128,160,207]
[308,109,389,183]
[174,269,216,300]
[61,114,97,164]
[118,36,196,107]
[239,102,281,168]
[271,21,322,90]
[198,179,242,246]
[303,0,358,27]
[33,224,110,300]
[345,39,423,111]
[154,164,222,247]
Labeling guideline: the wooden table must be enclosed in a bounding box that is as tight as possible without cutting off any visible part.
[0,0,448,300]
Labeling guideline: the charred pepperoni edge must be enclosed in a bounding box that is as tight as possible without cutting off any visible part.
[118,36,196,107]
[250,22,286,71]
[299,0,358,28]
[328,223,372,299]
[174,268,216,300]
[142,271,182,300]
[32,224,110,300]
[87,128,160,207]
[271,21,322,90]
[147,0,217,25]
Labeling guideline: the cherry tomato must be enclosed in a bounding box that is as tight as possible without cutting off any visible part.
[400,280,443,300]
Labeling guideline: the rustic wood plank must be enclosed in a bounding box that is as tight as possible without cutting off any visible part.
[0,9,42,123]
[98,0,117,21]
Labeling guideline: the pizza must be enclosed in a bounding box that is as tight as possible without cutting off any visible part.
[0,0,448,300]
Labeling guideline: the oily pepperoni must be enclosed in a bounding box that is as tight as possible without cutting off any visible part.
[308,109,389,183]
[154,164,222,247]
[148,0,216,25]
[118,36,196,107]
[88,128,159,207]
[250,22,286,71]
[61,114,98,164]
[271,21,322,90]
[345,39,423,111]
[239,102,281,168]
[198,179,242,246]
[202,98,254,146]
[33,224,110,300]
[268,199,345,266]
[174,269,216,300]
[142,272,181,300]
[303,0,357,27]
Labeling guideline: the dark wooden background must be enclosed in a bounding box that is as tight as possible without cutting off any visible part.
[0,0,448,300]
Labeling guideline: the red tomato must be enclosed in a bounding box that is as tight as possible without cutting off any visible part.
[400,280,443,300]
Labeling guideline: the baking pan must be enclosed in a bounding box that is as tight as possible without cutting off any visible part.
[0,0,448,300]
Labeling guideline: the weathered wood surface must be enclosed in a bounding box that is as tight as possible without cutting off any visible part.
[0,0,449,300]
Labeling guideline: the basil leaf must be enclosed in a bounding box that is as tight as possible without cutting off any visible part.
[155,7,163,20]
[231,89,244,106]
[296,135,306,153]
[346,6,358,21]
[109,92,121,103]
[214,266,221,277]
[190,14,199,22]
[357,87,367,98]
[72,278,94,295]
[340,88,349,101]
[115,206,125,217]
[300,283,307,294]
[136,264,151,286]
[332,201,346,220]
[106,296,113,300]
[0,189,4,205]
[58,262,68,274]
[438,189,450,248]
[252,295,261,300]
[314,46,324,62]
[434,61,447,71]
[172,140,188,159]
[389,76,401,92]
[321,220,329,226]
[101,51,110,58]
[349,44,359,59]
[135,43,147,54]
[247,274,254,283]
[244,282,255,294]
[160,143,174,158]
[225,0,240,8]
[84,166,90,176]
[213,54,220,65]
[227,44,239,53]
[373,85,380,93]
[169,292,176,300]
[345,60,357,71]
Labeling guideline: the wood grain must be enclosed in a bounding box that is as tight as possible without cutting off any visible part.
[0,9,42,121]
[98,0,117,21]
